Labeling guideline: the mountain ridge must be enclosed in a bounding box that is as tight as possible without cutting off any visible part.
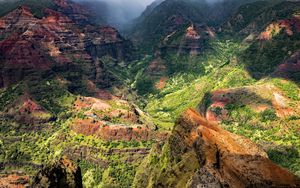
[0,0,300,187]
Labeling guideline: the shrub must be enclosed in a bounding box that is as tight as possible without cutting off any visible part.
[260,109,278,122]
[136,77,155,95]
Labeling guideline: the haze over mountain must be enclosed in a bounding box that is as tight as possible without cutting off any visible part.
[72,0,228,28]
[73,0,157,27]
[0,0,299,187]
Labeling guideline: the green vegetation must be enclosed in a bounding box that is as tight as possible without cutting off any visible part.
[0,0,55,18]
[0,116,154,187]
[28,79,76,115]
[141,40,254,129]
[260,109,278,122]
[0,83,24,111]
[222,116,300,174]
[242,30,300,78]
[129,0,205,53]
[272,78,300,101]
[0,0,300,186]
[135,76,155,95]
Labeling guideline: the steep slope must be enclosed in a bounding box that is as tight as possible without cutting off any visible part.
[223,0,300,81]
[201,83,300,122]
[128,0,260,54]
[133,109,300,187]
[0,0,300,187]
[128,0,210,53]
[0,0,105,25]
[223,0,295,35]
[0,1,158,187]
[0,0,134,89]
[138,0,165,19]
[31,157,83,188]
[127,0,262,53]
[135,0,300,176]
[0,0,56,18]
[127,0,280,97]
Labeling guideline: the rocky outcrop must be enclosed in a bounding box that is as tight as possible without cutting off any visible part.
[223,1,300,38]
[0,173,29,188]
[258,13,300,40]
[31,157,83,188]
[70,96,166,141]
[0,3,134,88]
[133,109,300,188]
[2,94,53,125]
[161,24,215,56]
[53,0,92,26]
[71,120,167,141]
[85,26,134,62]
[200,84,300,122]
[275,50,300,84]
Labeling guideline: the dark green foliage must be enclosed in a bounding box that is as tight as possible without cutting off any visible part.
[28,79,75,115]
[0,84,24,111]
[242,31,300,78]
[135,76,154,95]
[226,1,270,32]
[0,0,55,18]
[164,53,206,76]
[211,107,223,116]
[51,60,92,96]
[260,109,278,122]
[5,144,31,162]
[225,1,299,34]
[129,0,208,53]
[268,147,300,172]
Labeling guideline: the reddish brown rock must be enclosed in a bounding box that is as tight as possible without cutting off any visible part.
[71,118,167,141]
[181,109,300,188]
[147,58,167,76]
[0,174,29,188]
[71,96,166,141]
[275,50,300,83]
[2,94,52,124]
[134,109,300,187]
[0,3,134,88]
[201,85,300,122]
[162,24,215,55]
[155,77,168,90]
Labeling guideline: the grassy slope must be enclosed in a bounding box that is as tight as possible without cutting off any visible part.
[133,35,300,175]
[0,0,299,186]
[144,39,252,129]
[129,1,300,175]
[0,80,154,187]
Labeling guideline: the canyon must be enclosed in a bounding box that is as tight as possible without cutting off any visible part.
[0,0,299,187]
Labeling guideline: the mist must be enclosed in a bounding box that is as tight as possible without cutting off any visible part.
[73,0,156,27]
[73,0,234,28]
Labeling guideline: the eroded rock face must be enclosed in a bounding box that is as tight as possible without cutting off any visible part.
[133,109,300,188]
[31,157,83,188]
[275,50,300,83]
[70,96,166,141]
[200,84,300,122]
[161,24,215,56]
[3,94,53,125]
[0,3,134,88]
[0,173,29,188]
